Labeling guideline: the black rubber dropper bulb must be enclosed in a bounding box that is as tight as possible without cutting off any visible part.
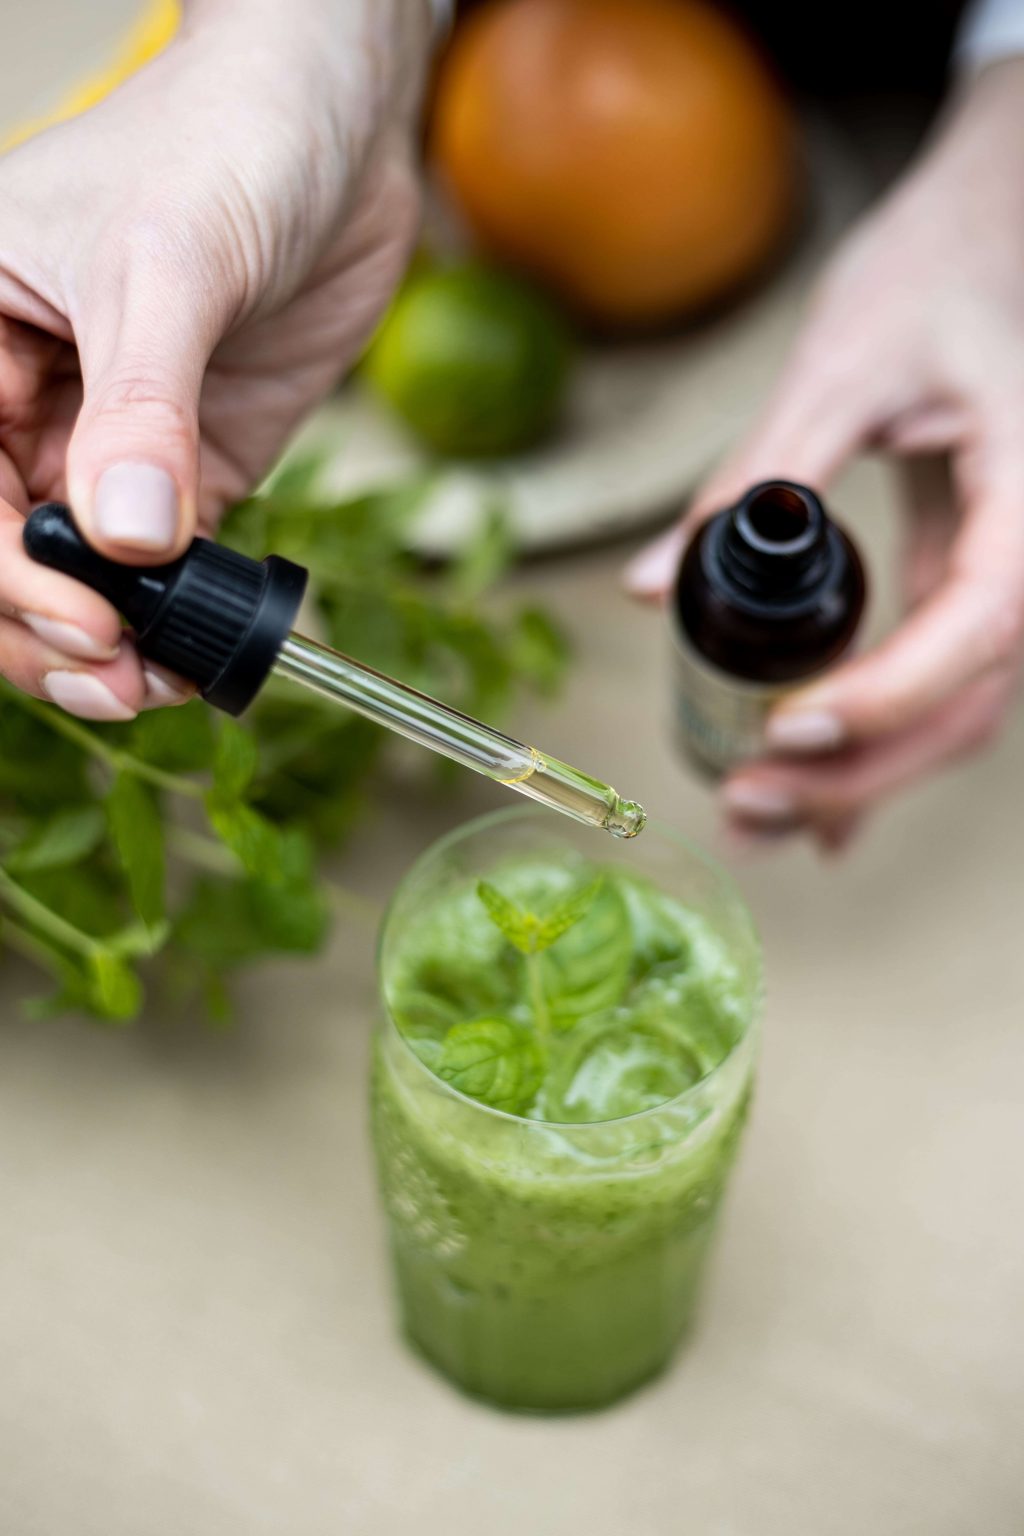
[23,502,307,716]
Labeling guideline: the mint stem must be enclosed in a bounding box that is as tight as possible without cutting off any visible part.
[0,868,99,958]
[167,826,378,923]
[10,692,205,800]
[525,949,551,1046]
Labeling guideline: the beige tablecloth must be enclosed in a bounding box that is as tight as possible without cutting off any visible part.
[2,456,1022,1535]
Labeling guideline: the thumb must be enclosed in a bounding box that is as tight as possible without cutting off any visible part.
[66,276,221,563]
[624,334,874,602]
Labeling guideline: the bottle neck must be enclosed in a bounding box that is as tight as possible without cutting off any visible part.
[718,482,831,600]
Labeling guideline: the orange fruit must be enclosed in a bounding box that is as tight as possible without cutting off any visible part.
[431,0,799,328]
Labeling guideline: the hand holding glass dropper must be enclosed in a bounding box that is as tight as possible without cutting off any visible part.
[23,504,645,841]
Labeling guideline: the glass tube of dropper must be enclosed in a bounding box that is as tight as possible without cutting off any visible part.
[274,634,646,839]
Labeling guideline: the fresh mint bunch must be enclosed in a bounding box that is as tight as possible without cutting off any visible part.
[392,865,741,1124]
[423,874,609,1115]
[0,468,567,1025]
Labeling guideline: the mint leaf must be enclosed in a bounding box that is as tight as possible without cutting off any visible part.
[449,502,513,600]
[86,949,143,1023]
[617,874,692,982]
[436,1018,543,1115]
[174,873,328,968]
[105,919,170,960]
[205,798,281,881]
[536,876,604,948]
[107,772,165,928]
[126,701,215,773]
[213,719,259,800]
[0,458,567,1029]
[476,880,537,953]
[391,882,522,1027]
[510,607,570,697]
[539,877,632,1029]
[7,806,105,872]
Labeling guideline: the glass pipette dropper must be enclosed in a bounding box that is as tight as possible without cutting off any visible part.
[275,634,645,838]
[23,504,646,840]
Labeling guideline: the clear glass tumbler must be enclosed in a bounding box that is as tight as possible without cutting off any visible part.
[370,809,761,1413]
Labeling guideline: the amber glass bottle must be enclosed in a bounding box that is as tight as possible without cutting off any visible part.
[672,480,866,777]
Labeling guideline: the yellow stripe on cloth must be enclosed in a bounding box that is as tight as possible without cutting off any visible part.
[4,0,180,150]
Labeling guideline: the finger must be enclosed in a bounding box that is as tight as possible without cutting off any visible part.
[724,670,1015,831]
[623,524,689,603]
[814,814,863,858]
[66,233,228,564]
[136,660,195,711]
[766,418,1024,752]
[625,318,877,600]
[0,614,147,718]
[726,811,863,859]
[0,502,123,660]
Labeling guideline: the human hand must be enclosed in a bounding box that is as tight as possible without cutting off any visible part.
[627,59,1024,849]
[0,0,429,718]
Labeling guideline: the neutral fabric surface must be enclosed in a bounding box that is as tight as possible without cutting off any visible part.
[2,9,1023,1535]
[2,459,1022,1536]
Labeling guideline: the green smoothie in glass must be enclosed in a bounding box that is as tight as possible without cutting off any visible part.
[371,810,760,1413]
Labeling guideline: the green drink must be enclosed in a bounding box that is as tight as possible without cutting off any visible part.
[371,810,760,1413]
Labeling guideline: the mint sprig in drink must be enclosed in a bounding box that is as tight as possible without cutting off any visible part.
[371,810,761,1412]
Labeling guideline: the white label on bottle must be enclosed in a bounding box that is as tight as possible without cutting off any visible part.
[673,637,850,778]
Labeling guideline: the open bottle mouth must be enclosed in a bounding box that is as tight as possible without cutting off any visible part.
[737,484,820,552]
[721,480,830,595]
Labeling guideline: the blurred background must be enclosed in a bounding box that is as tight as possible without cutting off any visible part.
[1,4,1022,1535]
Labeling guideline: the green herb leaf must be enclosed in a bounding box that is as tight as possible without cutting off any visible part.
[617,875,692,982]
[536,875,604,948]
[436,1017,543,1115]
[205,798,282,881]
[539,877,632,1029]
[390,881,522,1027]
[476,880,537,953]
[213,719,259,800]
[0,461,566,1027]
[174,873,328,969]
[86,949,143,1023]
[125,701,215,773]
[449,502,513,600]
[6,806,105,872]
[510,607,571,697]
[105,919,171,960]
[106,772,165,928]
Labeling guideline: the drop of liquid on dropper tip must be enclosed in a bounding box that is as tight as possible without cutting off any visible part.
[606,799,647,839]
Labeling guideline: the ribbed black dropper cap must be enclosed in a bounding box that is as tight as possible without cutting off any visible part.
[23,503,308,716]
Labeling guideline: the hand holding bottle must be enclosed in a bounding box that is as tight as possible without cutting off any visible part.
[629,59,1024,848]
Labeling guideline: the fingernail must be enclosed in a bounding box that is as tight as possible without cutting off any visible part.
[142,664,194,708]
[722,781,798,822]
[93,463,179,552]
[22,613,119,661]
[43,671,137,721]
[766,709,845,754]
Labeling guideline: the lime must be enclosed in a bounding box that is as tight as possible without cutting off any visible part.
[364,263,573,458]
